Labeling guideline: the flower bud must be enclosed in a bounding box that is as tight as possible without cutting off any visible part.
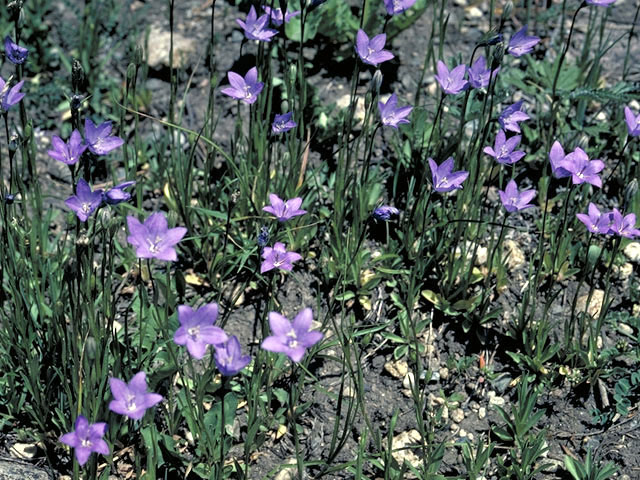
[624,178,638,206]
[72,59,85,93]
[370,70,383,94]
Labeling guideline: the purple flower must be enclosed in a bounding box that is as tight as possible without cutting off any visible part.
[560,147,605,188]
[104,181,136,205]
[65,179,103,222]
[434,60,468,95]
[108,372,163,421]
[215,336,251,376]
[586,0,616,6]
[263,6,300,26]
[221,67,264,105]
[372,205,399,221]
[261,308,323,362]
[47,130,87,165]
[507,25,540,57]
[236,6,278,42]
[468,55,499,89]
[498,100,530,133]
[576,203,612,235]
[261,242,302,273]
[126,212,187,261]
[499,179,536,212]
[257,226,270,247]
[59,415,109,466]
[378,93,412,128]
[428,157,469,193]
[263,194,306,221]
[174,303,228,360]
[84,118,124,156]
[483,130,525,165]
[549,140,571,178]
[624,106,640,137]
[0,76,25,111]
[355,30,394,67]
[609,209,640,238]
[4,36,28,65]
[272,112,297,134]
[383,0,417,15]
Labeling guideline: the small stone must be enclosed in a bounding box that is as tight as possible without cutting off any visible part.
[384,360,409,379]
[336,94,366,127]
[439,366,449,380]
[144,26,198,69]
[475,246,488,266]
[624,242,640,262]
[614,262,633,280]
[9,443,37,460]
[403,372,415,390]
[542,458,564,473]
[454,0,467,5]
[441,405,449,420]
[433,396,446,405]
[577,289,605,318]
[478,407,487,420]
[465,6,483,19]
[343,384,356,398]
[595,111,607,121]
[619,323,634,336]
[451,408,465,423]
[503,240,525,269]
[469,401,480,411]
[488,391,505,406]
[458,428,467,438]
[466,432,474,441]
[389,430,422,469]
[275,458,298,480]
[620,475,631,480]
[450,423,460,434]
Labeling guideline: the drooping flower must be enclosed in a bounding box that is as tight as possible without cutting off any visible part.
[372,205,399,221]
[383,0,417,15]
[378,93,412,128]
[609,209,640,238]
[434,60,468,95]
[47,130,87,165]
[549,140,571,178]
[624,106,640,137]
[126,212,187,261]
[173,303,228,360]
[84,118,124,156]
[261,308,323,362]
[560,147,605,188]
[483,130,525,165]
[263,194,306,221]
[499,180,536,213]
[103,181,136,205]
[65,179,103,222]
[108,372,163,421]
[4,36,28,65]
[236,6,278,42]
[272,112,297,134]
[507,25,540,57]
[215,336,251,376]
[261,242,302,273]
[59,415,110,466]
[498,100,530,133]
[221,67,264,105]
[428,157,469,193]
[467,55,499,89]
[262,6,300,26]
[576,203,612,235]
[355,30,394,67]
[586,0,616,6]
[0,76,25,111]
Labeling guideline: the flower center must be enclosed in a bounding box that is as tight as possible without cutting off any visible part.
[147,235,163,253]
[125,394,137,411]
[81,438,93,448]
[187,326,200,340]
[243,85,253,99]
[81,202,92,214]
[286,329,299,349]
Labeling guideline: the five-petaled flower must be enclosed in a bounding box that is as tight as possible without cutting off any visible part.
[261,308,323,362]
[272,112,297,134]
[48,130,87,165]
[108,371,163,421]
[483,130,525,165]
[84,118,124,156]
[609,209,640,238]
[499,100,530,133]
[355,30,394,67]
[221,67,264,105]
[560,147,605,188]
[507,25,540,57]
[174,303,228,359]
[65,179,103,222]
[104,181,136,205]
[263,194,306,221]
[468,55,499,89]
[428,157,469,193]
[624,106,640,137]
[576,203,612,235]
[434,60,468,95]
[263,6,300,26]
[499,179,536,213]
[215,336,252,376]
[4,36,28,65]
[378,93,413,128]
[126,212,187,261]
[549,140,571,178]
[0,76,25,111]
[372,205,399,221]
[383,0,417,15]
[60,415,110,466]
[261,242,302,273]
[236,6,278,42]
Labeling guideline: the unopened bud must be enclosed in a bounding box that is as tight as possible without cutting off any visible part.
[370,70,383,94]
[491,45,504,70]
[624,178,638,206]
[500,2,513,29]
[72,59,85,93]
[133,45,144,66]
[7,1,23,22]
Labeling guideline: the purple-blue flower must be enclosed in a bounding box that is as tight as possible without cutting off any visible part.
[0,76,25,111]
[263,6,300,26]
[272,112,297,134]
[609,209,640,238]
[549,140,571,178]
[221,67,264,105]
[372,205,399,221]
[576,203,612,235]
[65,179,103,222]
[108,372,163,421]
[126,212,187,261]
[59,415,110,466]
[263,194,306,221]
[434,60,468,95]
[624,106,640,137]
[498,100,530,133]
[47,130,87,165]
[104,181,136,205]
[378,93,412,128]
[468,55,499,89]
[586,0,616,6]
[383,0,417,15]
[483,130,525,165]
[84,118,124,156]
[355,30,394,66]
[173,303,228,360]
[507,25,540,57]
[560,147,605,188]
[261,308,323,362]
[261,242,302,273]
[428,157,469,193]
[499,180,536,212]
[236,6,278,41]
[4,36,28,65]
[215,336,251,376]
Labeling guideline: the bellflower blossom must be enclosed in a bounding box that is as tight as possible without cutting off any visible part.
[498,100,530,133]
[236,6,278,41]
[4,36,28,65]
[576,203,612,235]
[84,118,124,155]
[0,76,25,111]
[263,6,300,26]
[59,416,110,466]
[560,147,605,188]
[261,242,302,273]
[215,336,251,376]
[372,205,399,221]
[355,30,394,66]
[624,106,640,137]
[507,25,540,57]
[47,130,87,165]
[104,181,136,205]
[272,112,297,134]
[126,212,187,261]
[467,55,499,89]
[221,67,264,104]
[428,157,469,193]
[586,0,616,6]
[174,303,228,359]
[499,180,536,212]
[261,308,323,362]
[65,179,103,222]
[549,141,571,178]
[609,209,640,238]
[109,372,163,421]
[383,0,417,15]
[434,60,468,95]
[378,93,412,128]
[263,194,306,221]
[483,130,525,165]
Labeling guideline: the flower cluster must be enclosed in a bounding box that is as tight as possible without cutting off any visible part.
[65,179,135,222]
[549,141,605,188]
[49,118,124,165]
[577,203,640,238]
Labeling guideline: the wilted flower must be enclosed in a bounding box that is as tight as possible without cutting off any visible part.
[59,415,109,466]
[549,140,571,178]
[103,181,135,205]
[576,203,612,235]
[428,157,469,192]
[468,55,499,89]
[174,303,228,360]
[383,0,417,15]
[221,67,264,104]
[108,372,163,421]
[483,130,525,165]
[272,112,297,134]
[263,6,300,26]
[4,36,28,64]
[257,226,270,247]
[47,130,87,165]
[498,100,530,133]
[263,194,306,221]
[355,30,394,66]
[560,147,605,188]
[586,0,616,6]
[507,25,540,57]
[236,6,278,42]
[65,179,103,222]
[372,205,399,221]
[126,212,187,261]
[261,242,302,273]
[499,180,536,212]
[0,76,24,111]
[434,60,468,95]
[378,93,412,128]
[215,336,251,376]
[624,106,640,137]
[84,118,124,156]
[261,308,323,362]
[609,209,640,238]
